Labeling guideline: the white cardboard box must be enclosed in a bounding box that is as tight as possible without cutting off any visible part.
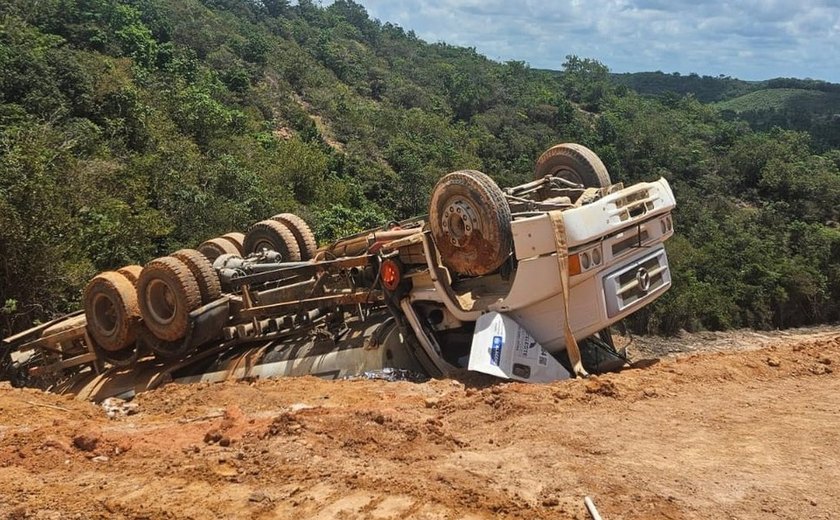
[468,312,570,382]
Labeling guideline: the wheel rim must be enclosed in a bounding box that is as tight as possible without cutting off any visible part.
[146,278,178,325]
[91,293,118,337]
[552,167,583,185]
[253,238,273,253]
[441,198,479,247]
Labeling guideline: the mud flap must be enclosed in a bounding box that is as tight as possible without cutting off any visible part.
[468,312,570,383]
[548,210,589,378]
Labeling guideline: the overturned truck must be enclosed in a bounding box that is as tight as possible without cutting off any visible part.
[1,144,676,400]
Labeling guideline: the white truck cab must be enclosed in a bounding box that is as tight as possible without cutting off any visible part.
[401,173,675,382]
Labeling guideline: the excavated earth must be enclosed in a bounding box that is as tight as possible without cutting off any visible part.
[1,327,839,519]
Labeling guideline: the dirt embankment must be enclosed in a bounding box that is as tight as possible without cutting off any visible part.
[1,329,839,519]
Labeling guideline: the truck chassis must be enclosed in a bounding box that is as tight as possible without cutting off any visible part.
[1,144,676,399]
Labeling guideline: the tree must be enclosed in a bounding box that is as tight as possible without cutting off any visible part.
[561,55,612,111]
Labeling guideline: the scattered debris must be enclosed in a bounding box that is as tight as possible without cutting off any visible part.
[289,403,314,412]
[354,368,429,383]
[25,400,70,412]
[178,412,226,424]
[101,397,139,419]
[584,496,604,520]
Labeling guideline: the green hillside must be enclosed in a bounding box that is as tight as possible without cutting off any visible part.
[715,88,840,149]
[611,71,755,103]
[613,73,840,149]
[1,0,839,337]
[716,88,840,113]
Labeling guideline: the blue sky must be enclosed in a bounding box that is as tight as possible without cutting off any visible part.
[343,0,840,82]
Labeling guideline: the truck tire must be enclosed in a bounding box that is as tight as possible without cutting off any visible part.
[172,249,222,304]
[429,170,512,276]
[198,237,240,262]
[271,213,317,260]
[534,143,611,187]
[137,327,193,361]
[221,232,245,254]
[116,265,143,286]
[84,271,140,352]
[137,256,202,342]
[90,337,139,367]
[244,219,302,261]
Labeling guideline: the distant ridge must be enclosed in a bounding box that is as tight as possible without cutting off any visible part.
[715,88,840,114]
[610,71,840,104]
[611,71,754,102]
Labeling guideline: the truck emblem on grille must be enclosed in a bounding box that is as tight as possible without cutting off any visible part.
[636,267,651,292]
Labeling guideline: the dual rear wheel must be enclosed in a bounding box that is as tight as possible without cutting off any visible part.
[85,249,223,360]
[242,214,316,261]
[198,214,316,263]
[85,212,316,359]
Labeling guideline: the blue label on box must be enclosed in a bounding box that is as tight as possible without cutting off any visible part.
[490,336,503,366]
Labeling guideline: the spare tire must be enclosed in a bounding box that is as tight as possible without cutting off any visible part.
[271,213,317,260]
[429,170,512,277]
[172,249,222,304]
[116,265,143,286]
[84,271,140,352]
[243,219,302,261]
[534,143,611,188]
[198,237,240,262]
[137,256,202,341]
[221,232,245,254]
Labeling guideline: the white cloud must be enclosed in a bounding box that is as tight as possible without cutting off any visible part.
[345,0,840,81]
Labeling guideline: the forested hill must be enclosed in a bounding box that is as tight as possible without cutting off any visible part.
[1,0,839,336]
[611,71,756,102]
[612,71,840,104]
[613,72,840,150]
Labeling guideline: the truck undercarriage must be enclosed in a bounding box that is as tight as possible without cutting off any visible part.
[1,144,676,401]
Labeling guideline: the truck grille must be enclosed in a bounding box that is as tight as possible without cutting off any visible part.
[603,248,671,318]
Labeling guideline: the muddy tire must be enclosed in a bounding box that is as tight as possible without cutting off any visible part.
[271,213,317,260]
[137,256,202,342]
[198,238,240,262]
[429,170,512,276]
[116,265,143,286]
[221,232,245,254]
[83,271,141,352]
[137,327,193,361]
[244,219,302,261]
[534,143,611,188]
[90,338,139,367]
[172,249,222,304]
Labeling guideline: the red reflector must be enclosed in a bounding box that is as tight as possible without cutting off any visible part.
[568,253,582,276]
[381,259,401,291]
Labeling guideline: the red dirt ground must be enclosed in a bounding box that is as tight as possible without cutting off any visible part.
[1,329,839,519]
